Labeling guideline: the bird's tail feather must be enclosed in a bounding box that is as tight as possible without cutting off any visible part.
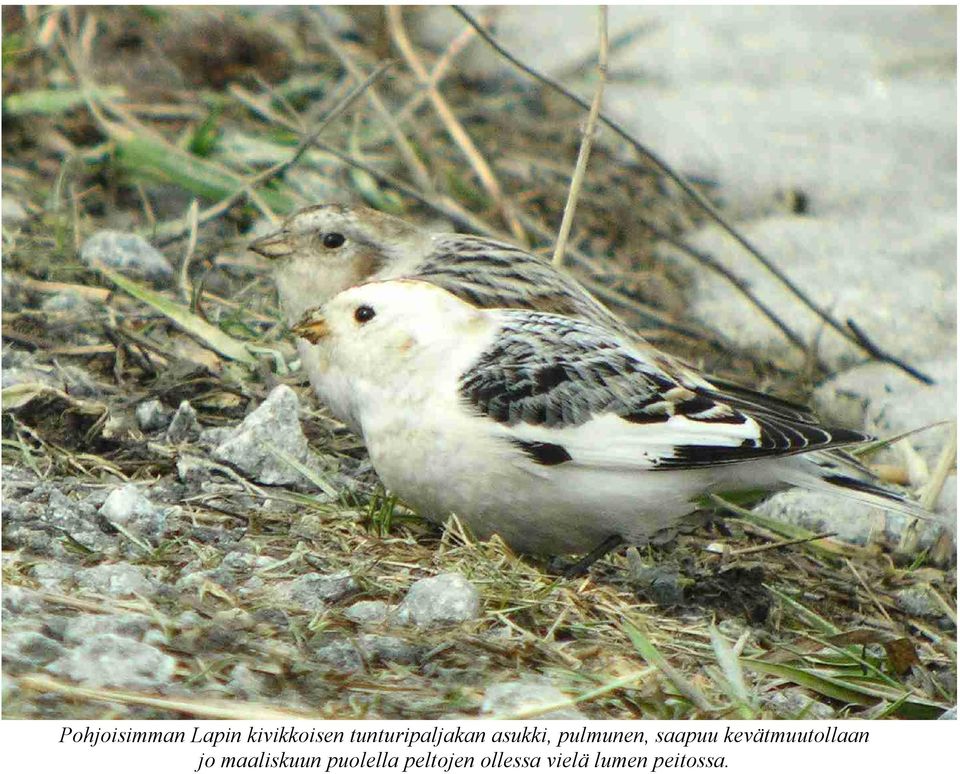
[781,451,930,518]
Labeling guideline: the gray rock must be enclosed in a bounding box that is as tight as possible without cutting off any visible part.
[30,561,77,590]
[274,571,359,611]
[40,291,92,314]
[814,358,957,460]
[2,631,65,673]
[940,707,957,720]
[1,586,43,616]
[312,636,363,673]
[135,399,172,432]
[343,600,391,626]
[752,489,949,553]
[176,453,215,484]
[5,487,116,557]
[99,485,167,542]
[74,562,157,597]
[226,663,267,699]
[395,573,481,628]
[895,585,945,618]
[357,634,422,665]
[1,366,59,390]
[62,614,156,645]
[165,400,201,444]
[480,681,587,720]
[2,195,29,224]
[763,688,835,719]
[79,230,173,284]
[198,426,232,449]
[47,633,176,689]
[213,385,319,487]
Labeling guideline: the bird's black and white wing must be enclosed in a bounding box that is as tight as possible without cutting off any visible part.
[458,311,868,472]
[419,235,832,424]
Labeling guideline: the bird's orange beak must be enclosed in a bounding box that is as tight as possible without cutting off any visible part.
[291,311,330,344]
[248,230,293,259]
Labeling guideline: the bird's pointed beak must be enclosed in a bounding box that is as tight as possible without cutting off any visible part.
[291,310,330,344]
[248,230,293,259]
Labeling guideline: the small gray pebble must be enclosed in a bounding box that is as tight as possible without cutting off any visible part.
[79,230,173,284]
[136,400,172,432]
[395,573,480,628]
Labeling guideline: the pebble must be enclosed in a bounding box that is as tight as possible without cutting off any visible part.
[62,614,157,645]
[480,681,586,719]
[79,230,174,285]
[762,688,835,719]
[343,600,391,626]
[213,385,320,488]
[136,399,172,432]
[2,195,29,224]
[74,562,157,598]
[2,631,65,673]
[47,634,176,689]
[357,634,422,665]
[99,484,168,542]
[394,573,481,628]
[895,585,945,618]
[165,400,201,444]
[274,571,359,612]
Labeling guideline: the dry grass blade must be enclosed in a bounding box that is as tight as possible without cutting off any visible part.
[157,60,394,244]
[387,6,528,245]
[16,674,314,719]
[310,9,434,193]
[920,421,957,510]
[553,5,608,268]
[623,620,714,712]
[177,198,200,305]
[95,263,257,365]
[708,624,755,717]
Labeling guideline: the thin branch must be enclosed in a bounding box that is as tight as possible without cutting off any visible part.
[176,198,199,305]
[920,422,957,511]
[452,6,932,385]
[387,6,528,245]
[309,9,435,193]
[846,318,933,385]
[395,13,486,126]
[633,214,823,366]
[553,5,608,268]
[156,61,394,244]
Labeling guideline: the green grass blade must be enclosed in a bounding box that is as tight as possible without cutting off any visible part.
[96,264,257,365]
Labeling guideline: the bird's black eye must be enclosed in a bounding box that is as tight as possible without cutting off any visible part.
[323,232,346,249]
[354,305,375,324]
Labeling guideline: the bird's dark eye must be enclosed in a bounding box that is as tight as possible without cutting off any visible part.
[323,232,346,249]
[354,305,375,324]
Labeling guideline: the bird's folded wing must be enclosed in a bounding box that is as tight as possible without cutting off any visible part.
[459,311,869,472]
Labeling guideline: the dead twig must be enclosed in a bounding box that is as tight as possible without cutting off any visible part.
[553,5,608,268]
[452,6,933,385]
[310,9,435,193]
[920,422,957,511]
[176,198,200,305]
[387,6,528,245]
[157,61,394,244]
[394,11,488,126]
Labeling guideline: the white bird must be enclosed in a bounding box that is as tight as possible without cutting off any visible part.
[290,279,926,567]
[249,203,711,431]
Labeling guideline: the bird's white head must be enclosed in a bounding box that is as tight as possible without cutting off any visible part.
[291,279,491,377]
[249,204,431,322]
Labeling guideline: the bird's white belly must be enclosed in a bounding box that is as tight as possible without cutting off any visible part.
[361,405,726,555]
